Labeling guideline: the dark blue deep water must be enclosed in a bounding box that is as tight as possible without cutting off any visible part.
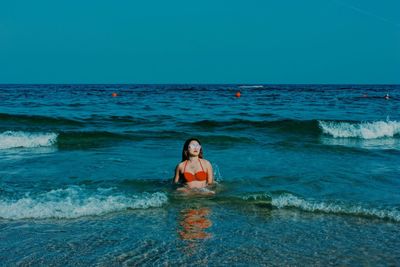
[1,84,399,265]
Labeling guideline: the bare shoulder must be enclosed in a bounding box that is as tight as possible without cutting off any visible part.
[200,159,212,168]
[177,161,185,171]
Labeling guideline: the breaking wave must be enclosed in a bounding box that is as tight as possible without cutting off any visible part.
[0,186,168,219]
[0,131,58,149]
[271,193,400,222]
[319,120,400,139]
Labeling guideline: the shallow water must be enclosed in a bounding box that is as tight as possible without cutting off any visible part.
[0,84,399,265]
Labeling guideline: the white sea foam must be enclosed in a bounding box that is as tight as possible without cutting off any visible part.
[318,120,400,139]
[0,131,58,149]
[0,186,168,219]
[272,193,400,222]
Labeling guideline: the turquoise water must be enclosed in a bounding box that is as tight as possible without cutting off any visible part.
[0,84,399,265]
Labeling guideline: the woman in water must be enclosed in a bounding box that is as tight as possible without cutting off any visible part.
[173,138,214,191]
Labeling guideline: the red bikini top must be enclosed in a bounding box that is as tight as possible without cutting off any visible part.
[183,159,207,182]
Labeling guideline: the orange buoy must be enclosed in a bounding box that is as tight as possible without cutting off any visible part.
[112,92,118,97]
[235,91,241,98]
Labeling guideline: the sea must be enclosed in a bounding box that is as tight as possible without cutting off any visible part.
[0,84,399,266]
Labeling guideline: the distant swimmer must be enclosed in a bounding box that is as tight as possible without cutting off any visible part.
[173,138,214,194]
[384,93,390,100]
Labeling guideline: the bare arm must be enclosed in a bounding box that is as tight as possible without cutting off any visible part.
[207,161,214,185]
[173,164,181,184]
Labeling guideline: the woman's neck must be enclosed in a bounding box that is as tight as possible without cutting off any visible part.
[188,156,198,162]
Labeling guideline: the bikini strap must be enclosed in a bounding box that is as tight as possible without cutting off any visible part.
[198,158,205,172]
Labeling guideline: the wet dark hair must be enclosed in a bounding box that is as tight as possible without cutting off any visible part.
[181,138,203,161]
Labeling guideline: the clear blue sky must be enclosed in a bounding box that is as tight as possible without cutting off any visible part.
[0,0,399,84]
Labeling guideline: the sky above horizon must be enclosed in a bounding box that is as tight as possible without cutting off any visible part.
[0,0,399,84]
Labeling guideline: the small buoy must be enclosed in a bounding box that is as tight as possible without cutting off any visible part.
[235,91,241,98]
[112,92,118,97]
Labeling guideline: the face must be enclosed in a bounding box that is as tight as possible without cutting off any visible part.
[187,140,201,155]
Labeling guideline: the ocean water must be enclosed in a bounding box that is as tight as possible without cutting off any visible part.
[0,84,399,266]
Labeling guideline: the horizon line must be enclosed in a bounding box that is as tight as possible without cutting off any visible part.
[0,83,399,86]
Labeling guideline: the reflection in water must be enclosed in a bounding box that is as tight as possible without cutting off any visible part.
[178,207,212,241]
[320,136,400,150]
[177,206,213,257]
[0,146,58,161]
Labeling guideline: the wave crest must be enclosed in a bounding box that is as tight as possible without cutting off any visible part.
[319,120,400,139]
[0,186,168,219]
[272,193,400,222]
[0,131,58,149]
